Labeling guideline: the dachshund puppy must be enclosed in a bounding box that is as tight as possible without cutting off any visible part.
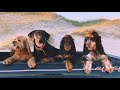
[28,30,59,62]
[3,35,36,68]
[82,29,113,74]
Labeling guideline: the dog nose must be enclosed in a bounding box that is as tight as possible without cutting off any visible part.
[39,37,45,43]
[86,39,91,43]
[12,41,16,44]
[86,41,91,46]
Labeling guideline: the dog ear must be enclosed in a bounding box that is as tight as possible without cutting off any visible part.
[10,49,15,56]
[96,36,106,54]
[70,37,76,54]
[43,31,50,40]
[59,37,65,54]
[25,39,32,55]
[83,38,89,55]
[28,30,37,41]
[60,37,64,50]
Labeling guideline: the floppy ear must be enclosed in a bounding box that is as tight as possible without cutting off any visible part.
[43,31,50,40]
[59,37,65,54]
[25,39,32,55]
[28,30,37,41]
[70,37,76,54]
[9,45,15,56]
[96,36,106,54]
[60,37,64,50]
[83,38,89,55]
[10,49,15,56]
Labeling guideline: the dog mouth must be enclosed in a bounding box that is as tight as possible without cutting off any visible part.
[35,42,45,49]
[86,44,95,51]
[87,46,93,51]
[11,41,19,50]
[11,44,19,50]
[87,45,92,50]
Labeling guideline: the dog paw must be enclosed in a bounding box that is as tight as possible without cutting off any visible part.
[28,58,36,69]
[64,55,71,58]
[105,68,113,73]
[41,59,47,63]
[84,69,91,74]
[102,59,113,73]
[3,60,12,65]
[41,57,54,63]
[57,55,63,58]
[104,65,113,73]
[64,60,73,73]
[83,60,92,74]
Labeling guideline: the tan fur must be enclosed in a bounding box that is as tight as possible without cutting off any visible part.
[3,35,36,69]
[85,29,96,51]
[64,60,73,72]
[85,29,96,38]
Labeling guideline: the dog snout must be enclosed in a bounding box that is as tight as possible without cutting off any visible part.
[65,42,70,46]
[12,41,16,45]
[39,36,45,43]
[64,43,71,51]
[86,39,91,45]
[39,39,44,43]
[64,42,71,48]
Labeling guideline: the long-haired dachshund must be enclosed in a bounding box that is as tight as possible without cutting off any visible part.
[28,30,59,62]
[3,35,36,68]
[82,29,113,74]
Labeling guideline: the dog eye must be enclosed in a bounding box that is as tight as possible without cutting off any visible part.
[18,40,21,42]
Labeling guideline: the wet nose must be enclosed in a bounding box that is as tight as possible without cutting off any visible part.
[12,41,16,44]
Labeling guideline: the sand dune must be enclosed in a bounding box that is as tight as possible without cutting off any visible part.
[0,12,76,50]
[0,12,120,57]
[70,19,120,38]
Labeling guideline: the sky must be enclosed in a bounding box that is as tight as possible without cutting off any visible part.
[54,12,120,22]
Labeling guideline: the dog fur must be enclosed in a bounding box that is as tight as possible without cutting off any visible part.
[28,30,59,62]
[82,29,113,74]
[3,35,36,68]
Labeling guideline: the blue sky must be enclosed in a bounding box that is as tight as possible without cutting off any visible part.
[54,12,120,22]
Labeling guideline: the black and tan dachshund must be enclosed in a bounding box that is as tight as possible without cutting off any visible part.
[28,30,59,62]
[82,29,113,74]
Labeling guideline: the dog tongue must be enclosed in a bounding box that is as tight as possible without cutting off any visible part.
[37,43,44,48]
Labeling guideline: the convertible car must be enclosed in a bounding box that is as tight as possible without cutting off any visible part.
[0,52,120,78]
